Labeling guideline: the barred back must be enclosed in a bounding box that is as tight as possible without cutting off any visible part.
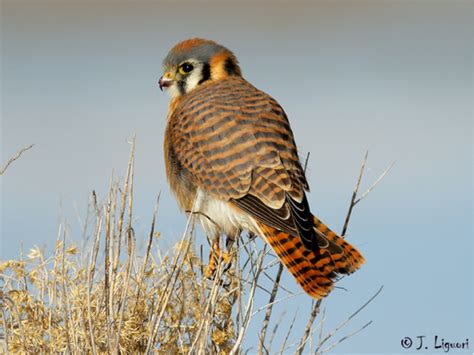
[165,75,365,299]
[168,76,306,202]
[166,76,315,245]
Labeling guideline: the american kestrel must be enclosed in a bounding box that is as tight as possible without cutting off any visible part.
[160,38,364,299]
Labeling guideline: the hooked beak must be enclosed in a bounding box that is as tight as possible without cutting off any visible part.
[159,72,175,91]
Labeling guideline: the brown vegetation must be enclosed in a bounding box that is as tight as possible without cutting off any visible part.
[0,140,388,354]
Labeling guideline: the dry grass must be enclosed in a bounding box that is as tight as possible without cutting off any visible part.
[0,141,387,354]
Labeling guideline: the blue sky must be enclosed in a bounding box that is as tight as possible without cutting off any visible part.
[1,1,472,353]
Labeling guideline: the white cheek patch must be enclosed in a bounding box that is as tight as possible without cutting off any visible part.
[164,62,204,98]
[166,84,181,99]
[185,71,203,93]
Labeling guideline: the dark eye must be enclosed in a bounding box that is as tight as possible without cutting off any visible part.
[179,63,194,74]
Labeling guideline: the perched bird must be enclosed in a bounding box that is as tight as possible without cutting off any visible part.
[160,38,364,299]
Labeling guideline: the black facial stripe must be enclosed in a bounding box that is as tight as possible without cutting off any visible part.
[224,58,239,76]
[177,80,186,95]
[198,62,211,85]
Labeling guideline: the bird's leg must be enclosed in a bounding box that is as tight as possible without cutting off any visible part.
[204,233,236,280]
[204,235,218,280]
[225,228,241,253]
[222,229,241,274]
[247,231,257,240]
[225,234,235,252]
[204,235,227,280]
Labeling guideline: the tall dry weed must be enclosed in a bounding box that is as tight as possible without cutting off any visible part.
[0,141,386,354]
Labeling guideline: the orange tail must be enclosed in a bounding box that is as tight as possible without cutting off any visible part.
[257,215,365,299]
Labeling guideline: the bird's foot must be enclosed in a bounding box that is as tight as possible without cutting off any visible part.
[204,240,233,280]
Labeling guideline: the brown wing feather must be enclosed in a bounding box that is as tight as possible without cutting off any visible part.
[168,76,316,249]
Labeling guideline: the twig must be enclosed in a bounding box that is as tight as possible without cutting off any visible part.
[354,161,396,205]
[230,243,267,355]
[0,144,34,176]
[341,151,368,237]
[316,285,383,352]
[252,289,302,318]
[113,137,135,275]
[321,320,373,353]
[303,151,311,173]
[341,151,394,237]
[116,227,135,352]
[296,299,322,354]
[190,249,227,352]
[257,262,284,353]
[268,310,286,351]
[103,182,113,352]
[60,226,75,353]
[1,293,26,350]
[144,194,198,353]
[185,210,219,228]
[86,195,101,355]
[317,308,326,350]
[135,192,160,305]
[278,308,299,354]
[0,304,10,354]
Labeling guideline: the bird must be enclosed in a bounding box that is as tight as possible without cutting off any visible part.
[159,38,364,299]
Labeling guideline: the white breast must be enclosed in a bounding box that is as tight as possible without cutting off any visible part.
[193,189,259,239]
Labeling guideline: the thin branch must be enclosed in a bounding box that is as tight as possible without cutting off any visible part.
[341,152,394,237]
[0,303,10,354]
[296,299,322,354]
[303,151,311,173]
[144,193,198,353]
[113,137,135,275]
[317,308,326,351]
[341,150,368,237]
[257,262,284,353]
[135,192,161,306]
[268,310,287,351]
[321,320,373,353]
[0,144,34,175]
[316,285,383,352]
[230,244,267,355]
[252,288,302,318]
[278,309,299,354]
[354,161,396,205]
[184,210,219,227]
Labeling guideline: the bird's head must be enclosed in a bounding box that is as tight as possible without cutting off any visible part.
[159,38,241,98]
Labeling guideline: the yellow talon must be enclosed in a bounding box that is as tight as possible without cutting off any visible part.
[205,240,233,279]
